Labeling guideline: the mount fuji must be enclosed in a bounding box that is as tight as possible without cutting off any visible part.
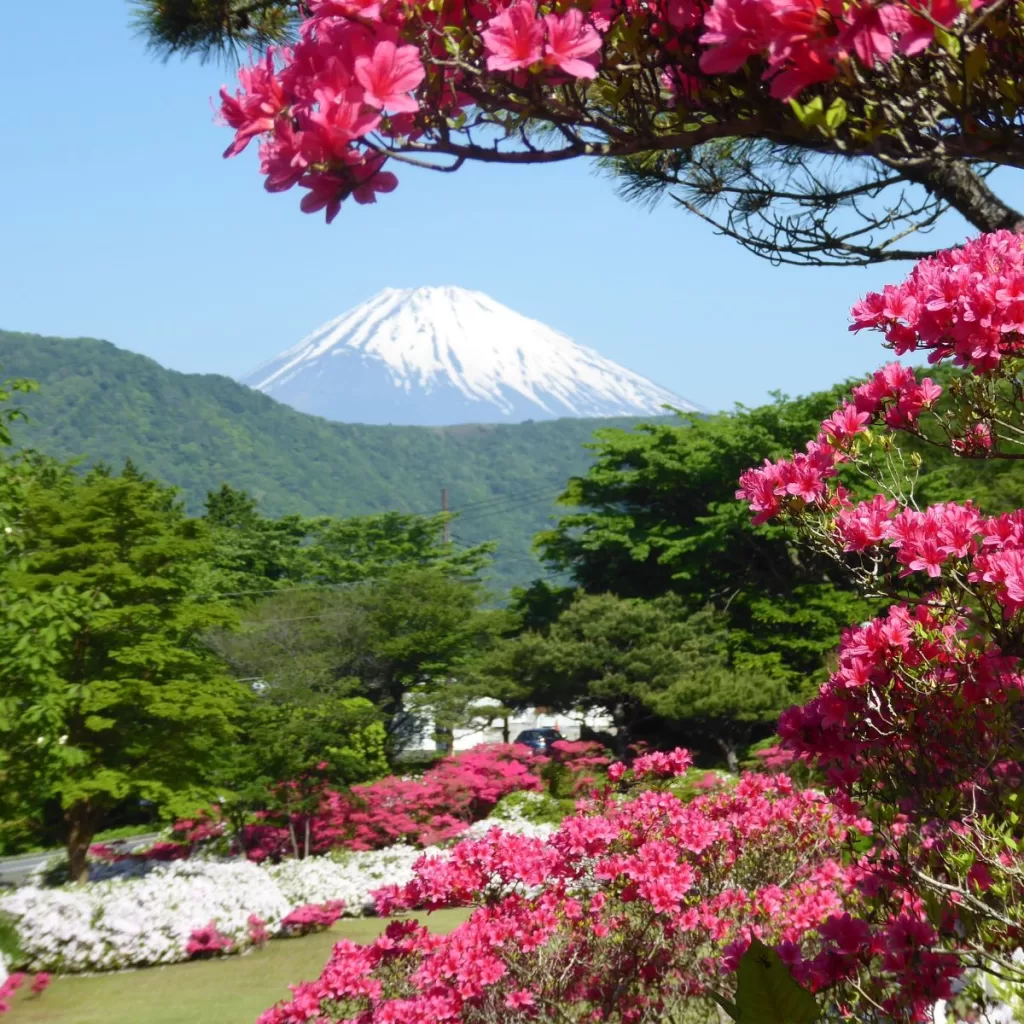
[239,287,698,426]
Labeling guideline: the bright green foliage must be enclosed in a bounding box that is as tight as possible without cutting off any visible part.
[489,789,574,827]
[200,484,491,597]
[342,568,508,749]
[0,910,22,963]
[233,696,388,796]
[505,592,801,764]
[0,464,249,879]
[210,567,505,755]
[712,939,820,1024]
[534,393,880,682]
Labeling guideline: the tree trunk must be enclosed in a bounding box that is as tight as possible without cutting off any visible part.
[288,820,300,860]
[613,705,632,759]
[66,801,97,884]
[303,817,311,859]
[716,737,740,774]
[502,716,510,744]
[904,159,1024,234]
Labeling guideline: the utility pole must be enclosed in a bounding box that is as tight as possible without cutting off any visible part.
[441,487,450,544]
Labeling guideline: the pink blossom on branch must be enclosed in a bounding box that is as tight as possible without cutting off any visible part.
[354,41,426,112]
[482,2,546,72]
[542,9,603,78]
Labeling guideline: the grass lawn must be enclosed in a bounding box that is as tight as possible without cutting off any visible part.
[8,910,469,1024]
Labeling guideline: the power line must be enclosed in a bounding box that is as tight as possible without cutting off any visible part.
[442,486,565,515]
[454,492,564,525]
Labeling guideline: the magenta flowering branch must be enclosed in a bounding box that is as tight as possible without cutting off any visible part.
[179,0,1024,264]
[735,230,1024,1002]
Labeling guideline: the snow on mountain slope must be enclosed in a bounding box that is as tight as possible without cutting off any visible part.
[240,287,698,426]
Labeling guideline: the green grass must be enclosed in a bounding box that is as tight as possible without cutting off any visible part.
[8,910,469,1024]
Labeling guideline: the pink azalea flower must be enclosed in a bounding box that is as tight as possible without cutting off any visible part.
[482,2,545,72]
[354,41,426,112]
[310,0,383,20]
[543,10,603,79]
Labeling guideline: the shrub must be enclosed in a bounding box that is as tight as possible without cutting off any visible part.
[278,902,344,938]
[257,754,877,1024]
[489,791,573,828]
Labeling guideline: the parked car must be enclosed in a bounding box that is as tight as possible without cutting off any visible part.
[513,727,563,753]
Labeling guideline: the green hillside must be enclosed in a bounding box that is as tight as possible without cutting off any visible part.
[0,330,662,593]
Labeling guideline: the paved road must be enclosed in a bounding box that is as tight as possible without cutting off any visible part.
[0,833,160,886]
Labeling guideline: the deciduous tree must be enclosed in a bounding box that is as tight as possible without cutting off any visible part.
[0,465,247,881]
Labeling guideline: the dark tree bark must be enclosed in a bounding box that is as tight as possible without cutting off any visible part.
[716,737,740,774]
[66,800,98,884]
[904,159,1024,234]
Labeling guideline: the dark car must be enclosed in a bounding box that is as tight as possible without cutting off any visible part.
[514,727,563,753]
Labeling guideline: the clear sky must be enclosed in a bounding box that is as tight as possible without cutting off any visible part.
[2,2,1021,412]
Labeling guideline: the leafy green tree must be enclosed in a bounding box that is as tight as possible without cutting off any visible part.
[0,465,248,881]
[506,592,802,766]
[210,566,504,755]
[344,568,504,745]
[534,393,878,683]
[223,694,388,857]
[200,483,494,597]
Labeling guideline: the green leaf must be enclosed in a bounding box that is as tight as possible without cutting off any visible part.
[788,95,825,128]
[965,43,989,87]
[709,990,742,1021]
[734,938,820,1024]
[936,28,961,57]
[824,97,847,130]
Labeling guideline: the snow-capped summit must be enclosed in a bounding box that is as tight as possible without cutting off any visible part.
[240,286,698,426]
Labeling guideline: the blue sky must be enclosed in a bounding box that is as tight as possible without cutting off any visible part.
[2,3,1021,412]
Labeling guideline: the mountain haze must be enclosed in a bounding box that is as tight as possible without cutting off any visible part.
[241,286,697,426]
[0,330,670,592]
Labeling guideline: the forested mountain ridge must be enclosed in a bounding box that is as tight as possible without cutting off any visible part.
[0,330,665,592]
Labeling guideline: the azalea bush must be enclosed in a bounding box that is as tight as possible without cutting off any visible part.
[735,229,1024,1009]
[1,859,291,973]
[172,742,585,863]
[279,901,346,937]
[258,752,932,1023]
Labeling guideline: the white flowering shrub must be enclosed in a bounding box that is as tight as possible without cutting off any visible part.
[460,809,557,841]
[272,847,423,915]
[0,820,558,974]
[1,860,289,973]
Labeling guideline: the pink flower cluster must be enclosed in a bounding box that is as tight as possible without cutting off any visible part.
[185,923,235,959]
[824,494,1024,617]
[91,839,192,865]
[249,914,271,948]
[700,0,974,100]
[608,746,694,781]
[482,3,603,76]
[737,362,943,524]
[238,744,553,862]
[219,0,607,224]
[850,229,1024,373]
[779,601,1024,800]
[0,971,51,1014]
[219,0,980,221]
[257,766,961,1022]
[279,901,345,937]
